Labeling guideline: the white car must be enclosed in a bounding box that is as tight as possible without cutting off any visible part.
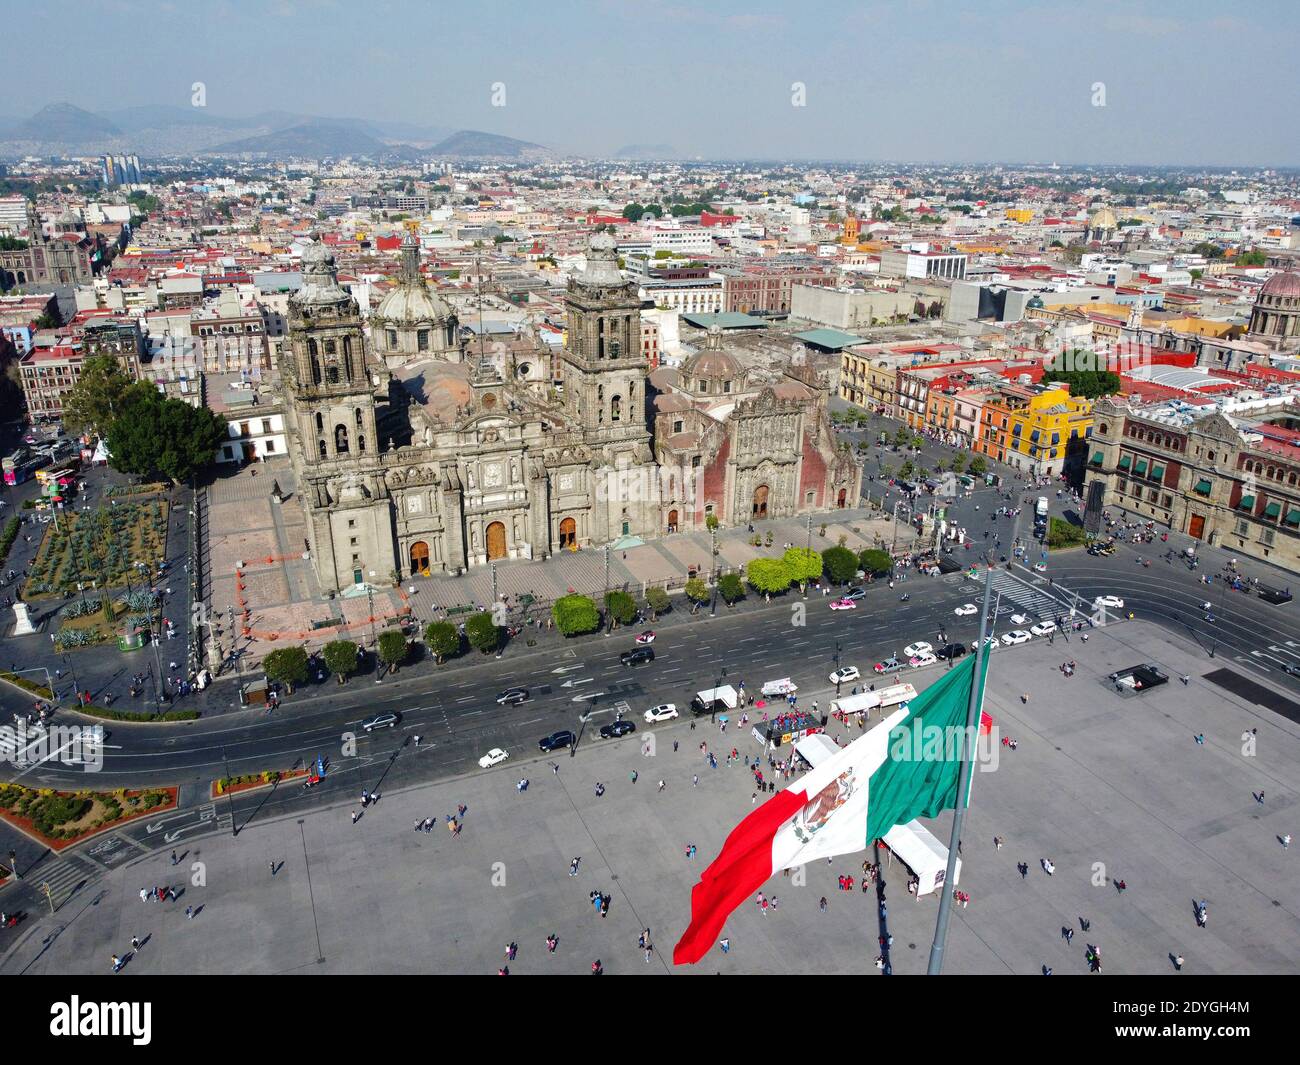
[1093,595,1124,610]
[1001,630,1032,646]
[972,636,999,653]
[478,748,509,769]
[1030,621,1057,636]
[643,703,679,723]
[1009,613,1028,626]
[953,603,978,616]
[829,666,861,685]
[909,652,938,668]
[903,641,933,658]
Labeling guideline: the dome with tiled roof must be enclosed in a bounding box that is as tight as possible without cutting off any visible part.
[1260,271,1300,299]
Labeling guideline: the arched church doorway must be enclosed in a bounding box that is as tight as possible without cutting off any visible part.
[486,521,507,561]
[667,508,678,533]
[837,488,847,508]
[558,517,577,551]
[409,541,430,576]
[752,484,769,518]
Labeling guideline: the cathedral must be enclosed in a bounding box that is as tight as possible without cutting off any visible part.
[280,229,861,592]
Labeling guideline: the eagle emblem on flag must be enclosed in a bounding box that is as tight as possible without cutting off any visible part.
[791,767,854,843]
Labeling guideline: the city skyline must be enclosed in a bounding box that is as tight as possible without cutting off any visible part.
[2,0,1297,167]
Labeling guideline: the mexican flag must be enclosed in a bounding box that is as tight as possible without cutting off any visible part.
[673,651,989,965]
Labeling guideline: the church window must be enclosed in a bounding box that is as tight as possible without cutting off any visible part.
[673,420,684,434]
[348,519,356,529]
[358,435,366,453]
[418,330,430,352]
[698,380,708,394]
[611,395,621,422]
[692,455,701,468]
[325,364,339,385]
[308,338,318,357]
[343,347,353,380]
[387,329,398,349]
[315,413,323,431]
[336,425,350,454]
[318,439,327,459]
[723,380,732,394]
[324,339,336,356]
[355,408,363,427]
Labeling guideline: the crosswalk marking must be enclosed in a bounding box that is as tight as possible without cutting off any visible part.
[974,571,1069,622]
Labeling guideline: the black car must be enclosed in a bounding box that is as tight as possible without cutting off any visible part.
[496,686,529,706]
[619,647,655,667]
[538,730,576,753]
[937,643,967,660]
[599,719,637,739]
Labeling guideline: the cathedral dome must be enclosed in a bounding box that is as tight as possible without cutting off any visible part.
[376,278,453,324]
[1088,206,1118,230]
[1026,294,1044,310]
[684,348,741,379]
[1260,271,1300,300]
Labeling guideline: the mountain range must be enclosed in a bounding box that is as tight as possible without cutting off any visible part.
[0,102,549,160]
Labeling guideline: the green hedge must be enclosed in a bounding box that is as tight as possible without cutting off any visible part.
[0,672,198,721]
[0,516,17,564]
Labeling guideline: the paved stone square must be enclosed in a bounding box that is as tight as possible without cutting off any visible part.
[5,619,1296,975]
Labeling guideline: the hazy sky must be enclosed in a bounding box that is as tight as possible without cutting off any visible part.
[8,0,1299,165]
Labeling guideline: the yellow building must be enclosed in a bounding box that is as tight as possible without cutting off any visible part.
[1004,208,1033,224]
[976,383,1094,477]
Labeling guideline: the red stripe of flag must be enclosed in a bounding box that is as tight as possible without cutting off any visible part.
[673,788,806,965]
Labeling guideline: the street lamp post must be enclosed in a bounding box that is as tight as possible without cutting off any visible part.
[709,526,718,617]
[367,583,381,683]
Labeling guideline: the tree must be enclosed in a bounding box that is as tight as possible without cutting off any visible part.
[704,513,719,532]
[1234,249,1266,266]
[893,427,911,446]
[604,590,637,628]
[951,451,969,474]
[684,577,710,607]
[377,630,409,673]
[1041,367,1122,399]
[622,202,645,222]
[858,548,892,577]
[62,355,149,437]
[968,455,987,476]
[262,646,308,693]
[552,593,600,636]
[782,546,823,586]
[106,389,228,485]
[423,621,461,664]
[465,611,501,654]
[1190,268,1203,281]
[898,460,915,480]
[747,557,792,596]
[321,639,358,684]
[716,572,745,605]
[645,586,670,619]
[821,545,858,584]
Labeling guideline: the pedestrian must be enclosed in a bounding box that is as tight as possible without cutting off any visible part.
[185,905,194,920]
[719,938,730,954]
[131,935,140,951]
[111,953,122,973]
[658,779,665,792]
[140,888,149,902]
[1018,862,1029,880]
[819,896,828,912]
[170,850,178,866]
[269,860,276,876]
[993,836,1003,851]
[672,740,678,752]
[692,774,698,787]
[1194,733,1205,745]
[1254,791,1265,804]
[1284,834,1292,849]
[547,934,558,953]
[1173,953,1184,971]
[630,770,638,784]
[569,857,580,877]
[351,810,360,825]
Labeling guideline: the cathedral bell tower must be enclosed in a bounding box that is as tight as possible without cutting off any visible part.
[560,228,650,446]
[280,240,393,591]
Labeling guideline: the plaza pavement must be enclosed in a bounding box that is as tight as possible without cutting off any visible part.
[3,618,1296,976]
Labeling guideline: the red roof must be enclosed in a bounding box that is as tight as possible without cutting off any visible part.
[374,235,402,252]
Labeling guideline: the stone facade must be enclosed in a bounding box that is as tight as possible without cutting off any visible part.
[1085,395,1300,570]
[281,232,661,591]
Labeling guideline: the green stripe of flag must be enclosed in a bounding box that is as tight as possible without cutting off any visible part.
[865,650,990,843]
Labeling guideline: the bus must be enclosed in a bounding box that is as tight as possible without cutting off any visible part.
[3,459,38,487]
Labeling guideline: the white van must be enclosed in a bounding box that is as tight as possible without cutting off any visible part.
[760,677,798,697]
[690,684,739,715]
[875,682,917,710]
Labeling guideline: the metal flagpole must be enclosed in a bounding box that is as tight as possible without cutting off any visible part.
[926,551,994,975]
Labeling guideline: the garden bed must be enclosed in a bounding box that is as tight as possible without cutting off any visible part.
[0,782,177,850]
[212,769,308,798]
[0,672,198,722]
[24,500,170,600]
